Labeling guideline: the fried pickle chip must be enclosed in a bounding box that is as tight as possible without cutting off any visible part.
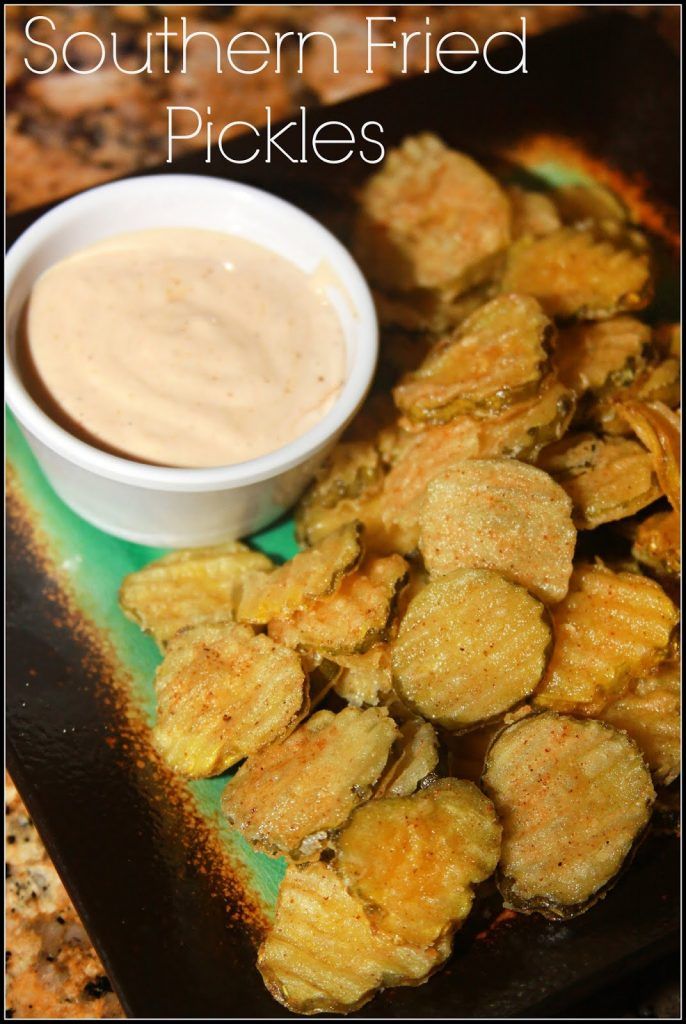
[257,861,451,1015]
[500,227,652,320]
[119,542,273,648]
[268,555,409,656]
[618,401,681,511]
[334,779,500,947]
[393,294,553,425]
[153,622,307,778]
[333,644,393,707]
[534,563,679,715]
[632,509,681,578]
[237,522,363,624]
[392,569,552,730]
[295,444,384,547]
[602,658,680,786]
[554,317,653,395]
[375,720,439,798]
[222,707,398,859]
[537,433,661,529]
[507,185,561,239]
[355,134,511,296]
[587,357,681,435]
[477,374,577,461]
[482,712,655,918]
[419,460,575,604]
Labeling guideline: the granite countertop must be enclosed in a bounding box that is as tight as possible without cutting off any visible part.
[5,5,680,1020]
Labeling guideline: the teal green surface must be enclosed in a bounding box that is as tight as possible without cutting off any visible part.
[7,409,289,909]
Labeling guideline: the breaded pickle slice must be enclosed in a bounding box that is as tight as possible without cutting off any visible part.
[222,707,398,860]
[269,555,409,656]
[257,861,451,1015]
[153,622,307,778]
[335,779,500,947]
[333,644,393,707]
[419,460,575,604]
[392,569,552,730]
[375,720,439,798]
[237,522,363,624]
[554,316,653,395]
[477,374,576,461]
[119,542,273,648]
[618,400,680,511]
[295,444,384,546]
[632,509,681,578]
[500,227,652,320]
[602,657,681,786]
[534,563,679,715]
[537,433,662,529]
[507,185,561,239]
[355,133,511,296]
[393,295,553,424]
[482,713,655,918]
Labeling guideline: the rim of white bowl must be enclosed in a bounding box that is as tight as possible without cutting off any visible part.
[5,174,378,493]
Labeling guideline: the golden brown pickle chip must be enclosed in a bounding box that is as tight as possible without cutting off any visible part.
[153,622,308,778]
[507,186,562,239]
[537,433,661,529]
[534,563,679,715]
[589,357,681,436]
[500,227,652,320]
[477,374,576,461]
[602,658,681,786]
[482,712,655,918]
[222,707,398,859]
[393,294,553,424]
[554,317,653,395]
[419,459,575,604]
[355,133,511,296]
[375,720,439,798]
[119,542,273,648]
[618,401,681,512]
[257,861,451,1015]
[632,509,681,578]
[333,644,393,707]
[237,522,363,624]
[268,555,409,656]
[334,779,501,947]
[392,569,552,731]
[295,444,384,547]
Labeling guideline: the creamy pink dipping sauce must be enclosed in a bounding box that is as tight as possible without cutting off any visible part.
[25,228,347,468]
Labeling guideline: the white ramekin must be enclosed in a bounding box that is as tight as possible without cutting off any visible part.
[5,175,378,547]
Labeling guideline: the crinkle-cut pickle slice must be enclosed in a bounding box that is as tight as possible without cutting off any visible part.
[333,644,393,707]
[119,541,273,648]
[500,227,652,320]
[419,459,575,604]
[477,374,576,461]
[268,555,409,656]
[295,443,384,547]
[618,400,680,512]
[632,509,681,578]
[602,657,681,786]
[482,712,655,918]
[222,707,398,860]
[583,357,680,436]
[237,521,363,624]
[534,563,679,715]
[355,133,511,296]
[375,719,439,798]
[257,861,451,1016]
[335,779,500,948]
[537,433,662,530]
[392,569,552,731]
[554,316,653,395]
[393,294,553,424]
[153,622,307,779]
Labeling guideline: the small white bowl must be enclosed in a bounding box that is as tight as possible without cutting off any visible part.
[5,175,378,547]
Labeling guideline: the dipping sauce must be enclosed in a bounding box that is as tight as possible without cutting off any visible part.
[21,228,347,467]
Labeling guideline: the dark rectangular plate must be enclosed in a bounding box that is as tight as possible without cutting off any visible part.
[6,12,679,1019]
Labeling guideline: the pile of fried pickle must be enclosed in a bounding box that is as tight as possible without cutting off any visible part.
[120,134,680,1015]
